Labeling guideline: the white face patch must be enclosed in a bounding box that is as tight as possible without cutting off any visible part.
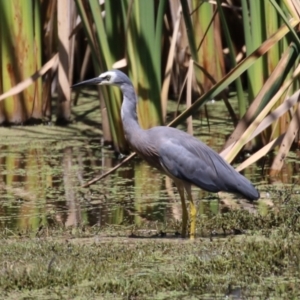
[98,71,117,85]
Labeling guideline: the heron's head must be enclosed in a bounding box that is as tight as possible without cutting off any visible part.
[72,70,130,88]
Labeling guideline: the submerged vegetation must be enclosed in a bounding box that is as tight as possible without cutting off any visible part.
[1,201,300,299]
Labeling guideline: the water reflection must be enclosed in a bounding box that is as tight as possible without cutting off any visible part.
[0,141,168,232]
[0,138,298,234]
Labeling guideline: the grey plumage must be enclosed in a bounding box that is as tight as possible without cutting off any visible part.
[72,69,259,237]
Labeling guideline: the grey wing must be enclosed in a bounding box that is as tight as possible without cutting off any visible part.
[158,138,259,199]
[158,139,224,192]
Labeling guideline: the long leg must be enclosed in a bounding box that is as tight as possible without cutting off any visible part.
[185,184,197,239]
[175,182,188,238]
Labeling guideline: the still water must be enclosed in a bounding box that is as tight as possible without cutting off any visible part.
[0,140,184,232]
[0,94,298,234]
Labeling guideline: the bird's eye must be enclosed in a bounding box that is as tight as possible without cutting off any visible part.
[106,75,111,81]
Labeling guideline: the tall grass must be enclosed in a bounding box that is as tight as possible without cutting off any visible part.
[120,0,165,129]
[0,0,42,123]
[0,0,300,176]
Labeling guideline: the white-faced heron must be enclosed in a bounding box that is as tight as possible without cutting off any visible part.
[72,69,260,238]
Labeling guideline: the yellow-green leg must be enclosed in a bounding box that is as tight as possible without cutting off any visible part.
[186,186,197,239]
[176,184,188,238]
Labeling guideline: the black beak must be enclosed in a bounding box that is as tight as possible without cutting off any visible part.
[71,77,102,88]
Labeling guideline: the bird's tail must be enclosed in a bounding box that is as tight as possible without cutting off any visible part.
[233,173,260,201]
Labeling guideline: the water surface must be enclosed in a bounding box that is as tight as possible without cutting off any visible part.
[0,92,297,235]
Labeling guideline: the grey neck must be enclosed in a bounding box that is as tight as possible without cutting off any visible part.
[120,83,143,143]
